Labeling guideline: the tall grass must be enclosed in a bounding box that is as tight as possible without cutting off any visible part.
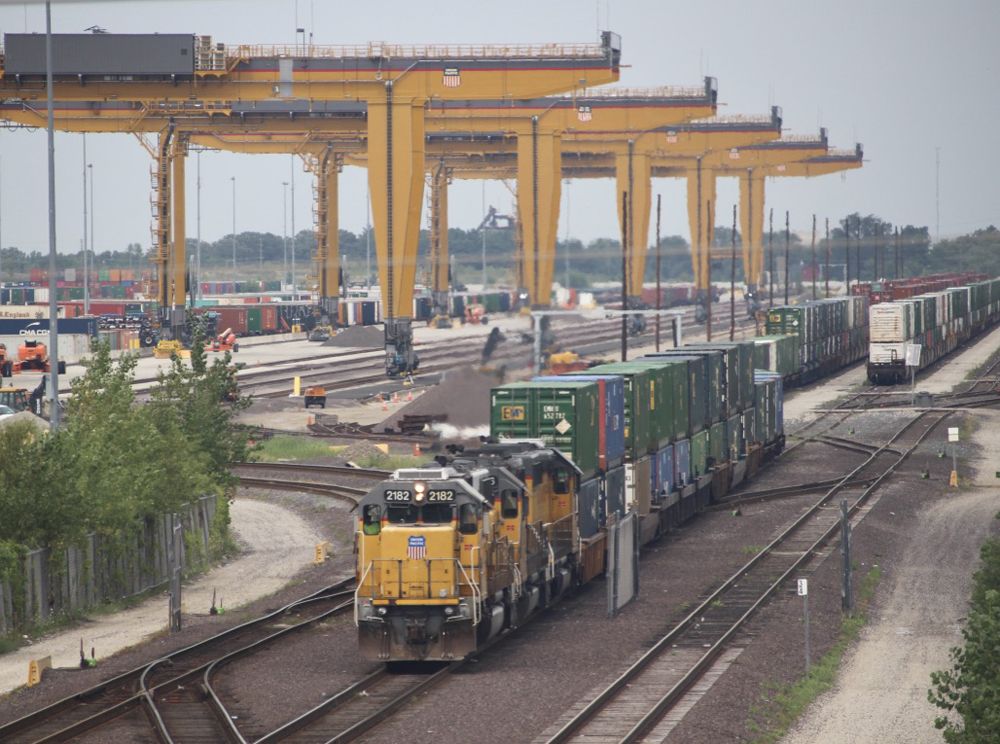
[254,435,340,461]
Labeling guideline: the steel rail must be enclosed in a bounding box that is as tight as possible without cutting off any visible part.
[0,582,353,744]
[231,461,391,479]
[235,476,367,502]
[542,409,949,744]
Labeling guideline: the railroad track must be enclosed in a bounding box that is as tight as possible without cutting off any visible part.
[0,582,356,744]
[235,476,368,502]
[532,409,950,744]
[231,461,391,480]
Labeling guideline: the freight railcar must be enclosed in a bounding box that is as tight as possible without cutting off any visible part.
[755,295,870,386]
[354,341,786,661]
[851,272,986,306]
[867,277,1000,384]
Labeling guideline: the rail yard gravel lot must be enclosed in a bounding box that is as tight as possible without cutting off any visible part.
[2,315,998,742]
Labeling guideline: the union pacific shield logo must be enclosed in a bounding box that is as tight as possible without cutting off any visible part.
[443,67,461,88]
[407,535,427,560]
[577,105,592,122]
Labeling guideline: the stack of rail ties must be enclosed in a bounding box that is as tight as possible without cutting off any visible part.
[489,338,785,560]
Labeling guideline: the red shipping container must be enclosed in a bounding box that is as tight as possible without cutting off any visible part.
[213,307,249,335]
[261,305,277,332]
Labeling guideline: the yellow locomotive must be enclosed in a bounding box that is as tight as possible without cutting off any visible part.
[355,441,583,661]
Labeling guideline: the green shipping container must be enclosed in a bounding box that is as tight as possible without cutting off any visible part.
[587,363,655,456]
[742,407,756,448]
[490,382,600,478]
[727,414,743,461]
[709,421,726,466]
[654,349,724,422]
[691,429,710,477]
[688,340,755,413]
[643,354,709,435]
[247,307,262,333]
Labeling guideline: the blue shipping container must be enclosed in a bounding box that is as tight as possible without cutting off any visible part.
[674,438,691,488]
[656,445,675,497]
[533,374,626,471]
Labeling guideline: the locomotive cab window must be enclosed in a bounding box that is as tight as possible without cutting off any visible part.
[501,489,519,519]
[387,504,418,524]
[554,468,571,495]
[362,504,381,535]
[459,504,478,535]
[421,503,453,524]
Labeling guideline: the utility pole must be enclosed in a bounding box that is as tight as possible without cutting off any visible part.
[768,208,774,309]
[45,1,61,430]
[845,217,851,295]
[855,218,861,293]
[282,181,289,291]
[825,218,830,299]
[88,163,93,310]
[620,191,628,362]
[935,146,940,242]
[655,194,662,351]
[290,155,297,300]
[730,204,736,341]
[896,226,901,279]
[231,177,237,287]
[82,133,89,314]
[783,210,790,306]
[196,151,201,301]
[811,214,817,301]
[706,199,713,341]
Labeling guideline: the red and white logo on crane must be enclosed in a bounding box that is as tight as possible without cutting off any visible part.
[577,105,592,122]
[443,68,461,88]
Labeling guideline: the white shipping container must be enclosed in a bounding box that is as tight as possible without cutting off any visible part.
[869,342,907,364]
[870,303,912,342]
[64,267,77,282]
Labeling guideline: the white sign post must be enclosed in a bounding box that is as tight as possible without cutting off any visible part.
[905,343,922,405]
[798,579,809,675]
[948,427,959,487]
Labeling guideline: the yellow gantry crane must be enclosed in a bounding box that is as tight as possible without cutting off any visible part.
[0,31,622,374]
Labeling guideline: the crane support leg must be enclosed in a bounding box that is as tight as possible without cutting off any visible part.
[739,170,766,295]
[151,126,173,323]
[429,162,450,325]
[615,148,652,305]
[312,149,339,319]
[170,137,187,335]
[368,93,426,376]
[686,163,716,318]
[517,125,562,307]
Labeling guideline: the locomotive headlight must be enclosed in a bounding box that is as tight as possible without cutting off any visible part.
[444,607,454,616]
[377,607,387,616]
[414,482,426,502]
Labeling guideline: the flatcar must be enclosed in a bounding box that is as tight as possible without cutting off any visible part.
[867,276,1000,384]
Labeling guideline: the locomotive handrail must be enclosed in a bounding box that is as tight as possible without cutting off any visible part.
[354,561,375,625]
[454,560,482,626]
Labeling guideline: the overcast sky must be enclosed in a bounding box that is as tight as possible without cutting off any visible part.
[0,0,997,258]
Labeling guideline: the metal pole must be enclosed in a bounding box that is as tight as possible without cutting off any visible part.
[655,194,662,351]
[825,218,830,298]
[620,191,628,362]
[82,134,89,314]
[804,591,810,676]
[706,198,712,341]
[855,218,861,294]
[564,178,571,293]
[811,214,817,301]
[365,181,371,291]
[768,208,774,308]
[45,1,60,430]
[231,177,237,288]
[784,210,790,305]
[730,204,736,341]
[482,180,487,289]
[841,498,853,615]
[845,217,851,296]
[196,151,201,301]
[291,156,297,300]
[282,182,288,292]
[88,163,93,311]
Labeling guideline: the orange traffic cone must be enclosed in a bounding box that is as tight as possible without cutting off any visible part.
[413,443,421,456]
[392,391,399,404]
[382,398,388,411]
[307,415,313,426]
[377,392,383,403]
[406,389,413,402]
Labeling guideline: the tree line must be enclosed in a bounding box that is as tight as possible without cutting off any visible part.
[2,216,999,288]
[0,328,253,613]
